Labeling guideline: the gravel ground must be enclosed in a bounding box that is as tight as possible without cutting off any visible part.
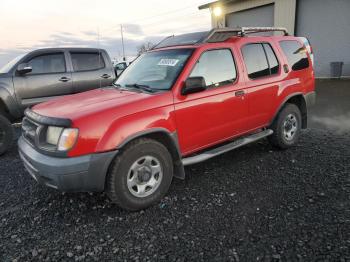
[0,80,350,261]
[0,128,349,261]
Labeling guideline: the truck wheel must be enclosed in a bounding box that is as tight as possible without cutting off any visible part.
[0,114,14,156]
[268,103,302,149]
[106,138,173,211]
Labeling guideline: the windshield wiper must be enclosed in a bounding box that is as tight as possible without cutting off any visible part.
[112,83,135,92]
[125,83,155,93]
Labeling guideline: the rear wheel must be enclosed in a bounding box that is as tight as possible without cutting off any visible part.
[106,138,173,211]
[268,103,302,149]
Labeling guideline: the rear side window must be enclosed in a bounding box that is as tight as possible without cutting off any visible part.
[190,49,236,88]
[27,53,66,74]
[263,44,279,75]
[241,44,270,79]
[71,52,105,72]
[241,43,280,79]
[279,40,309,71]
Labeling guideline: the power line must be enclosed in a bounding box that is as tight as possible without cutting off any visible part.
[101,10,209,35]
[99,1,209,34]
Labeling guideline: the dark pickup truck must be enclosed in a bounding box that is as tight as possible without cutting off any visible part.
[0,47,115,155]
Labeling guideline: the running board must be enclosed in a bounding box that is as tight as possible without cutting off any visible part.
[182,129,273,166]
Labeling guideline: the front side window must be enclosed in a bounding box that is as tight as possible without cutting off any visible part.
[279,40,309,71]
[71,52,105,72]
[190,49,236,88]
[116,49,194,91]
[27,53,66,74]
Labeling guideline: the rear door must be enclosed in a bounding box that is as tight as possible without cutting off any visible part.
[69,51,113,93]
[240,42,281,130]
[13,51,73,109]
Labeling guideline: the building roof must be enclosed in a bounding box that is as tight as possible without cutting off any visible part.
[198,0,238,10]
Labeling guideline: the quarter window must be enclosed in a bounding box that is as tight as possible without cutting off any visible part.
[27,53,66,74]
[242,44,270,79]
[190,49,236,88]
[279,40,309,71]
[71,52,105,72]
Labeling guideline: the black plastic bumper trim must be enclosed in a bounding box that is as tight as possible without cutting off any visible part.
[25,108,72,127]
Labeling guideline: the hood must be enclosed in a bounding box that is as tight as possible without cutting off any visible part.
[32,88,151,120]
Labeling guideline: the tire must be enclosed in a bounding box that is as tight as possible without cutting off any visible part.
[0,114,14,156]
[106,138,174,211]
[268,103,302,149]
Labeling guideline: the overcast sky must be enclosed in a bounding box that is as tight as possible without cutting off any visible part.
[0,0,212,67]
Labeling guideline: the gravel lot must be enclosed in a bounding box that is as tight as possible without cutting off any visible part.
[0,80,349,261]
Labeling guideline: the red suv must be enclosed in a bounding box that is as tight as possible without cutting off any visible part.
[18,27,315,210]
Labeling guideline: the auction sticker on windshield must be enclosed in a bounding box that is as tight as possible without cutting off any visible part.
[158,59,179,66]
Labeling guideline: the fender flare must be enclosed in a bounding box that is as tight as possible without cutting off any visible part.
[270,92,308,128]
[0,88,21,120]
[117,128,186,180]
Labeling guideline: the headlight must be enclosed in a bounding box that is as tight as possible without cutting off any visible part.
[46,126,78,151]
[46,126,63,145]
[57,128,79,151]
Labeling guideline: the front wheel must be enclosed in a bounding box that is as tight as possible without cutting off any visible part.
[106,138,173,211]
[268,103,302,149]
[0,114,14,156]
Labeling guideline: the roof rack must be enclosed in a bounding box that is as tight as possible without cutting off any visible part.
[204,27,289,43]
[152,27,289,49]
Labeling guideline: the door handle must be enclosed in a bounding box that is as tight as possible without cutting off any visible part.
[235,90,245,97]
[101,74,111,79]
[283,64,290,73]
[59,77,70,82]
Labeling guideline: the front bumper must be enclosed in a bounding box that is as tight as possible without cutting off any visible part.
[18,136,117,192]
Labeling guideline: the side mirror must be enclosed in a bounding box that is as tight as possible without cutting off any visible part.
[17,63,32,75]
[182,76,206,95]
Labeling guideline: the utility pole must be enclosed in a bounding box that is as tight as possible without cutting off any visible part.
[120,24,126,61]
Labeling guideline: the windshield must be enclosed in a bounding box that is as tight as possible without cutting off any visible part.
[0,54,25,73]
[115,48,194,91]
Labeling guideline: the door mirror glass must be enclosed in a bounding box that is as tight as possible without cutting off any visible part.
[182,76,206,95]
[115,63,127,77]
[17,63,32,75]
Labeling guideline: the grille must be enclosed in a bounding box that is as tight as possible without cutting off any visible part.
[22,117,40,146]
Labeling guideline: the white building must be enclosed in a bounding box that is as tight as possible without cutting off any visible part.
[199,0,350,78]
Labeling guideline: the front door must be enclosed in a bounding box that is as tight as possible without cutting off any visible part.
[13,52,72,110]
[174,48,248,155]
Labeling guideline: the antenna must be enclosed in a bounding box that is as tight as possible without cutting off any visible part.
[120,24,126,62]
[97,27,102,89]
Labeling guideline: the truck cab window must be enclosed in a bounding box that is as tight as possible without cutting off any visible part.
[71,52,105,72]
[27,53,66,74]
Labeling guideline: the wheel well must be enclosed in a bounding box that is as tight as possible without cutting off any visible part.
[285,95,307,129]
[119,131,185,179]
[0,99,12,121]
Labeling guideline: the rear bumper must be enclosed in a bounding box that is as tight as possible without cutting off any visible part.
[18,136,117,192]
[305,91,316,108]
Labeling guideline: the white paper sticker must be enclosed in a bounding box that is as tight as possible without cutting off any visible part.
[158,59,179,66]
